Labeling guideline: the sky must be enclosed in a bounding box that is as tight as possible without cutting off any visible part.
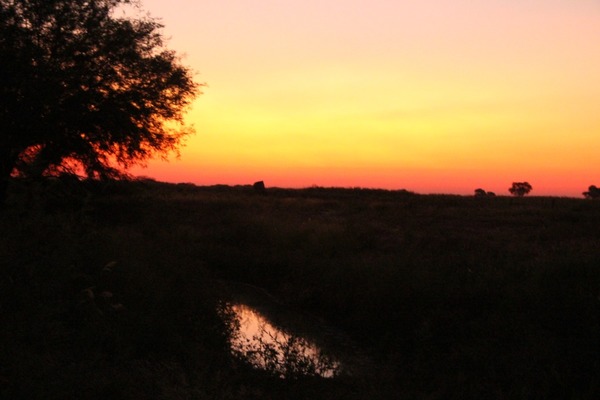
[129,0,600,196]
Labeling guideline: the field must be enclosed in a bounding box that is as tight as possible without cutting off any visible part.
[2,179,600,399]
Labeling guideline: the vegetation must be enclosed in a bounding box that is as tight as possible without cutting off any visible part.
[2,179,600,399]
[584,185,600,199]
[0,0,199,205]
[474,188,495,197]
[509,181,533,197]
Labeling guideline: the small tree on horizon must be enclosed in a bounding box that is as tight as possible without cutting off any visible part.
[509,182,532,197]
[474,188,487,197]
[0,0,200,205]
[474,188,496,197]
[583,185,600,199]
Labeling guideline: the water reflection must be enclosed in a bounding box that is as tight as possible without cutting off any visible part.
[228,303,341,378]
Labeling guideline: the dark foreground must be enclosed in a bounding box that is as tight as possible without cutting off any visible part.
[2,179,600,399]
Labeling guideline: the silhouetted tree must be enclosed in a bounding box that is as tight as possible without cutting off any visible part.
[474,188,496,197]
[583,185,600,199]
[509,182,532,197]
[0,0,199,205]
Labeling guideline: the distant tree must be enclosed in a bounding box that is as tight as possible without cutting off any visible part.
[583,185,600,199]
[0,0,199,205]
[509,182,532,197]
[474,188,496,198]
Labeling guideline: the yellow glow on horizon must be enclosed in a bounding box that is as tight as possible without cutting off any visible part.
[129,0,600,196]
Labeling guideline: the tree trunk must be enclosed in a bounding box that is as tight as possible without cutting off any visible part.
[0,176,7,209]
[0,149,18,209]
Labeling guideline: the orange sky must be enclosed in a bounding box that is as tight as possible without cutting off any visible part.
[129,0,600,196]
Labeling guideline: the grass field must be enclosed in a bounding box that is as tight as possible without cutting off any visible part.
[2,178,600,399]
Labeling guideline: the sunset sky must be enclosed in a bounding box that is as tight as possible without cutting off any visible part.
[130,0,600,196]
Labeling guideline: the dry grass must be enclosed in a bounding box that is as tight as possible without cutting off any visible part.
[2,179,600,398]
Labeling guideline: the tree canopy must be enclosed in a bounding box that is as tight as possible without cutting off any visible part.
[508,182,532,197]
[474,188,495,197]
[0,0,199,203]
[583,185,600,199]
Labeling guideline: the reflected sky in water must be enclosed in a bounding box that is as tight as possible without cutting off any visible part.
[229,304,340,378]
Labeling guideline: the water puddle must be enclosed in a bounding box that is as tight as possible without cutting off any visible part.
[227,303,341,378]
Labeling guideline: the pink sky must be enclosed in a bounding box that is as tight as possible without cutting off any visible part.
[129,0,600,196]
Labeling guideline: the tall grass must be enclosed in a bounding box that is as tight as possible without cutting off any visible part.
[2,179,600,398]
